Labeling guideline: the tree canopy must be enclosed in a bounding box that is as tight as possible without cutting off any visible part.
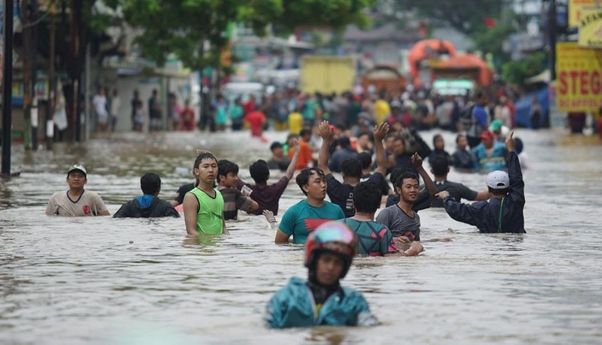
[502,52,547,86]
[382,0,504,36]
[119,0,374,70]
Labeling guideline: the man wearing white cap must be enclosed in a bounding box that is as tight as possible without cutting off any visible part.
[46,165,110,217]
[436,132,525,233]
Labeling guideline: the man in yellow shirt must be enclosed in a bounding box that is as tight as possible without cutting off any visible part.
[373,96,390,125]
[288,110,303,135]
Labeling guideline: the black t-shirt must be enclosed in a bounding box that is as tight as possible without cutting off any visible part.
[387,153,418,176]
[452,149,476,170]
[430,180,478,207]
[175,183,196,205]
[326,173,386,217]
[429,149,453,166]
[267,158,290,171]
[361,173,390,196]
[113,197,180,218]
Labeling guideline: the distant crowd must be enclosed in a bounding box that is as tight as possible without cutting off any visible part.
[47,90,526,326]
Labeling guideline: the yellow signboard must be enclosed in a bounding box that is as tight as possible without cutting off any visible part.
[556,42,602,112]
[569,0,600,28]
[578,8,602,47]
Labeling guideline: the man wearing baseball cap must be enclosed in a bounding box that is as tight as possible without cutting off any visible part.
[436,132,525,233]
[472,130,508,173]
[45,164,110,217]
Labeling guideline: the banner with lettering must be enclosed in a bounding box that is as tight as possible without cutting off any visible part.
[555,42,602,112]
[578,8,602,47]
[569,0,600,28]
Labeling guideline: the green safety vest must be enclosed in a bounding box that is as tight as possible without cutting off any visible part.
[189,187,224,235]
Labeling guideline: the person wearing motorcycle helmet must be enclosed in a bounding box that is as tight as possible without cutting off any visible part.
[265,222,379,328]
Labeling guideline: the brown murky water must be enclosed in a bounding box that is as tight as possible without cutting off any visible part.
[1,129,601,344]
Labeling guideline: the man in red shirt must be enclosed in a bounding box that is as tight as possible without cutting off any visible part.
[245,109,267,141]
[244,95,257,115]
[288,128,313,170]
[180,99,195,131]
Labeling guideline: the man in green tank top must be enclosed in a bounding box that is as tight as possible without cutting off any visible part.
[183,152,226,236]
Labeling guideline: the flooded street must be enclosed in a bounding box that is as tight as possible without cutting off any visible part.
[1,129,601,344]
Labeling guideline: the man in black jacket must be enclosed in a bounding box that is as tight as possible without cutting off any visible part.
[114,173,179,218]
[436,132,525,233]
[428,156,489,208]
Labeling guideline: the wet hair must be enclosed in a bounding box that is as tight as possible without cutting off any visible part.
[217,159,239,182]
[433,133,444,148]
[357,152,372,170]
[338,136,351,148]
[488,186,509,196]
[515,137,524,154]
[296,168,325,195]
[249,159,270,184]
[353,182,381,213]
[299,128,312,138]
[140,172,161,195]
[341,158,362,179]
[385,133,398,141]
[270,141,283,152]
[389,168,405,187]
[455,134,466,144]
[395,171,420,188]
[193,152,217,185]
[393,135,405,144]
[430,156,450,177]
[193,151,217,171]
[358,132,372,141]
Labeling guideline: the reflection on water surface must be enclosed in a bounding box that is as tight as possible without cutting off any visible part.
[1,130,601,344]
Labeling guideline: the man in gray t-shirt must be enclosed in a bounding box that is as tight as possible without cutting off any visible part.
[46,165,110,217]
[376,153,437,242]
[376,204,421,239]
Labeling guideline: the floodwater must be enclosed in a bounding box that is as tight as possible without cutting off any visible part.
[1,129,601,345]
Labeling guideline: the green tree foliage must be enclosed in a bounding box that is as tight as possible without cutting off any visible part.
[387,0,504,35]
[120,0,373,70]
[471,14,516,69]
[501,52,547,86]
[380,0,524,70]
[275,0,372,31]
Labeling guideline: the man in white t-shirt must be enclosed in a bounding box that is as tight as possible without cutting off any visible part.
[109,88,121,132]
[46,165,110,217]
[93,88,109,132]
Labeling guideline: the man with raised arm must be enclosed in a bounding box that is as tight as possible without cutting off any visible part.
[436,132,525,233]
[242,140,300,216]
[317,121,389,218]
[376,154,438,243]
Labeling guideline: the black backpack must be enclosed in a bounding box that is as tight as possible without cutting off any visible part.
[459,103,482,137]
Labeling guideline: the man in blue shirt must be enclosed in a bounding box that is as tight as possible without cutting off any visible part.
[472,130,508,173]
[437,132,525,233]
[463,90,489,148]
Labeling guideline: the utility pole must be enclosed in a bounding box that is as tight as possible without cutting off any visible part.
[46,0,56,149]
[22,0,34,150]
[69,0,82,142]
[548,0,557,80]
[84,42,90,141]
[1,0,14,176]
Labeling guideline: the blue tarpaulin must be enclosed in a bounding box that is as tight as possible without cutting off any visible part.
[514,87,549,128]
